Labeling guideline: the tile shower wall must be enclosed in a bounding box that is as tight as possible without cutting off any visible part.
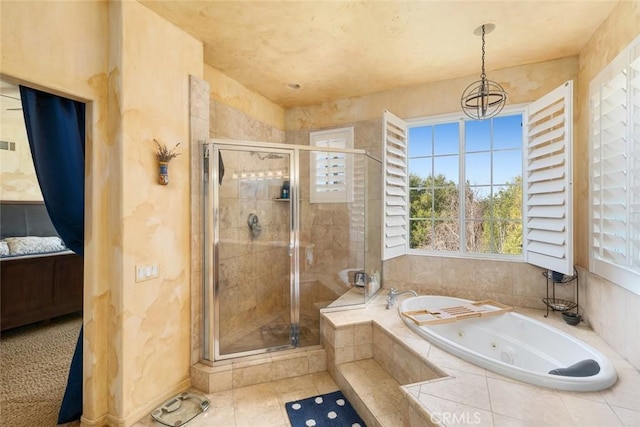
[195,97,383,357]
[209,99,289,353]
[216,149,291,351]
[286,119,382,307]
[207,100,377,351]
[210,100,285,143]
[286,119,383,157]
[190,76,210,364]
[295,149,366,319]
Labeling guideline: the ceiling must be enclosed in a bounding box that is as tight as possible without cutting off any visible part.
[140,0,617,108]
[147,1,616,108]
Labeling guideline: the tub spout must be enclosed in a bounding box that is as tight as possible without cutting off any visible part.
[385,287,418,309]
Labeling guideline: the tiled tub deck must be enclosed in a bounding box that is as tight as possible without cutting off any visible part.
[321,293,640,427]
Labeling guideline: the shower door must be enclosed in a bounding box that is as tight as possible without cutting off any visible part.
[207,144,297,359]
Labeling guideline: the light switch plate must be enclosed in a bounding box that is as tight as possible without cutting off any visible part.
[135,264,159,282]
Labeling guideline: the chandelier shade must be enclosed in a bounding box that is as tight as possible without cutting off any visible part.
[461,24,507,120]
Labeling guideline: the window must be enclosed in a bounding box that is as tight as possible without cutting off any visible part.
[590,35,640,295]
[384,82,573,275]
[407,114,523,256]
[309,127,353,203]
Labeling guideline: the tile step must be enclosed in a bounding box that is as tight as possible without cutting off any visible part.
[336,359,408,427]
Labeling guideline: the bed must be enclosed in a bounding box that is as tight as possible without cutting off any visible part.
[0,201,83,331]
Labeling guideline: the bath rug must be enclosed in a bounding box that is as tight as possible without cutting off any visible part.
[285,390,366,427]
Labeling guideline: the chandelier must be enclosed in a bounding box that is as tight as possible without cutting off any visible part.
[460,24,508,120]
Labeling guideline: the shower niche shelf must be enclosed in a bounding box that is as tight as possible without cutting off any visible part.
[274,198,290,202]
[542,267,578,318]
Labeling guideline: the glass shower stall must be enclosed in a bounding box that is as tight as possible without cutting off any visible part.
[203,140,382,360]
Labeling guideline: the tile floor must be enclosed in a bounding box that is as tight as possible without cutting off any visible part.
[135,294,640,427]
[132,372,339,427]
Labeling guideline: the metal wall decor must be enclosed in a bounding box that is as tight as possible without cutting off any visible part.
[460,24,508,120]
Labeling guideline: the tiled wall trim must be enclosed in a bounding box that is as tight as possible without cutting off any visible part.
[580,266,640,371]
[383,255,578,312]
[190,347,327,393]
[371,323,443,384]
[189,75,210,365]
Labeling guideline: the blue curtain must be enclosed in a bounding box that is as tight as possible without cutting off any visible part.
[20,86,85,254]
[20,85,85,424]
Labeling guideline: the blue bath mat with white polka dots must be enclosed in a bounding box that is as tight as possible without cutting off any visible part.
[285,390,366,427]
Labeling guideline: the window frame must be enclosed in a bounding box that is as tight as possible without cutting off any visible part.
[384,82,573,273]
[405,105,527,261]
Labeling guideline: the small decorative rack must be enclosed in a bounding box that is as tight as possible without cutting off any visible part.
[401,300,513,326]
[542,267,579,318]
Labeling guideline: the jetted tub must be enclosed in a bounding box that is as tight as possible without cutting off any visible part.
[399,295,617,392]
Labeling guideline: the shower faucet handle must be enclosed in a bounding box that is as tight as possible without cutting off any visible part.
[247,213,261,238]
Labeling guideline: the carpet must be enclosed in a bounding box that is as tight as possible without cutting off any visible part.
[1,313,82,427]
[285,390,366,427]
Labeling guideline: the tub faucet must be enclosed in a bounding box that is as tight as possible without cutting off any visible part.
[385,287,418,309]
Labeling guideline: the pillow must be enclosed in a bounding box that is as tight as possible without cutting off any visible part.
[4,236,66,256]
[0,241,9,257]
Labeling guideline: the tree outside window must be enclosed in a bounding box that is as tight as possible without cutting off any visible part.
[408,114,523,256]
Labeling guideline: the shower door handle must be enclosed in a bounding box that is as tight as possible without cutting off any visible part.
[287,243,293,257]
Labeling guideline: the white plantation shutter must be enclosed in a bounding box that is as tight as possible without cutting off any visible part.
[590,35,640,294]
[630,47,640,274]
[524,81,573,275]
[351,154,365,242]
[383,110,408,260]
[592,69,627,265]
[310,128,353,203]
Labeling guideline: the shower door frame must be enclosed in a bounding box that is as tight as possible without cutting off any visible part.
[205,141,298,361]
[203,139,367,362]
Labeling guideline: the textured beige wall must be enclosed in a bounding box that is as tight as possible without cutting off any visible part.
[205,63,285,132]
[114,1,202,424]
[0,105,41,201]
[1,0,111,422]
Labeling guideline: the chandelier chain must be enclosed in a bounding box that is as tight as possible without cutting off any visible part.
[481,25,486,80]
